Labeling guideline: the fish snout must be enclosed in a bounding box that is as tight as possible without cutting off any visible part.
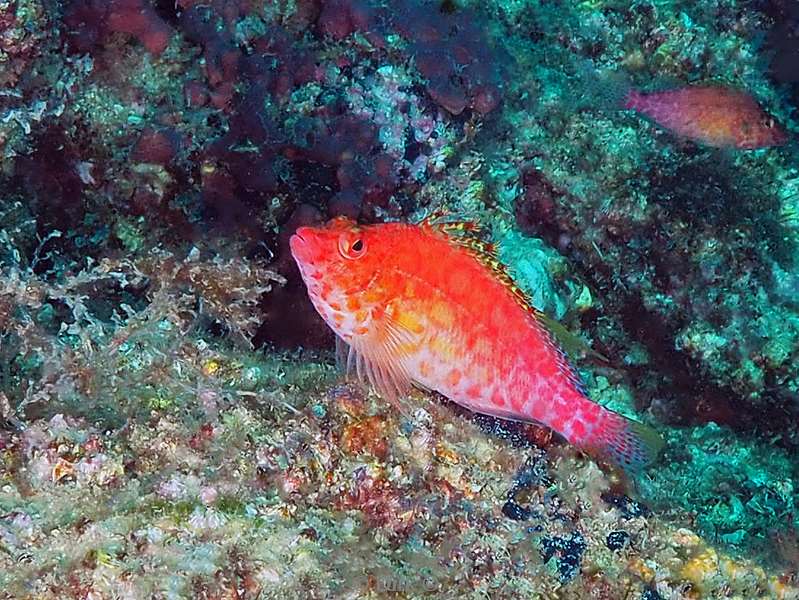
[289,227,320,267]
[293,226,313,243]
[289,230,307,258]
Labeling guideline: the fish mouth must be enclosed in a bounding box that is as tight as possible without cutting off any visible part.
[292,226,316,245]
[289,232,307,250]
[289,230,311,263]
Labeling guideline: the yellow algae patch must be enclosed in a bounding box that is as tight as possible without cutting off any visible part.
[434,442,460,465]
[768,576,799,600]
[202,359,221,376]
[626,557,655,584]
[661,530,799,600]
[718,556,767,593]
[680,548,719,591]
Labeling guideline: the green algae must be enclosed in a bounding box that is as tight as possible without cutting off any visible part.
[641,422,799,563]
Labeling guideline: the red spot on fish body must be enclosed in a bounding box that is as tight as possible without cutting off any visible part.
[491,389,505,408]
[446,369,462,387]
[346,296,361,312]
[549,414,567,433]
[570,419,586,439]
[525,398,549,423]
[581,405,599,425]
[466,384,482,401]
[419,361,432,378]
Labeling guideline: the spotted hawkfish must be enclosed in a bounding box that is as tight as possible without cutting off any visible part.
[290,216,664,471]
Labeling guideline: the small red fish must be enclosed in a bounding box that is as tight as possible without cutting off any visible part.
[290,216,663,471]
[624,85,788,149]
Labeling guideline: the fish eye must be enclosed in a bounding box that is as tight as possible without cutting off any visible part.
[763,117,775,129]
[338,235,367,259]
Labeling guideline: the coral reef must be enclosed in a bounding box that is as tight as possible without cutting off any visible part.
[1,0,799,597]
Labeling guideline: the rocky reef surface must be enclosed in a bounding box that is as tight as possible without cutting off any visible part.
[1,0,798,598]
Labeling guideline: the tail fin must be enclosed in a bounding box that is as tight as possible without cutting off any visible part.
[622,88,644,111]
[591,412,664,473]
[576,61,634,111]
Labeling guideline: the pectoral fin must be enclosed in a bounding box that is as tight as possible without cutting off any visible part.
[341,311,421,402]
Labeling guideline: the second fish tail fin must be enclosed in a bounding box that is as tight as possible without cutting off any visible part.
[622,88,644,111]
[575,60,635,111]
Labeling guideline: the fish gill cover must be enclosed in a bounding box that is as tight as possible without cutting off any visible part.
[0,0,798,598]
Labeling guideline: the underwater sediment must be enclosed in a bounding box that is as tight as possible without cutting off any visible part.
[1,0,798,598]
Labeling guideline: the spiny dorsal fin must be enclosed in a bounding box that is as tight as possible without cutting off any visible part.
[421,210,487,240]
[422,214,495,256]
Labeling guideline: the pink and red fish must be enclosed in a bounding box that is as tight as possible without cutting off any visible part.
[624,85,788,149]
[290,216,663,471]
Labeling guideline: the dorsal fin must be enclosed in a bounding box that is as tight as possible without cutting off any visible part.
[427,218,608,393]
[420,209,487,239]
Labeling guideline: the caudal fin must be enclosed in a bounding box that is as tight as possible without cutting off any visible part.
[592,412,665,473]
[622,88,644,111]
[576,61,634,111]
